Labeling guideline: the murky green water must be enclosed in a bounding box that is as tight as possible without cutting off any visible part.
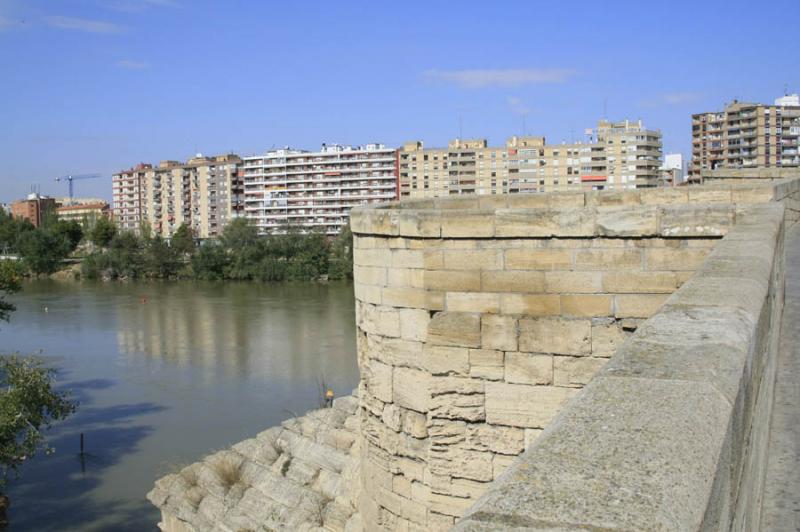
[1,280,359,531]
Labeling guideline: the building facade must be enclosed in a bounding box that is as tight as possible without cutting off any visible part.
[398,119,662,198]
[11,193,57,228]
[56,201,111,226]
[241,143,397,235]
[113,155,243,239]
[690,95,800,181]
[112,163,151,234]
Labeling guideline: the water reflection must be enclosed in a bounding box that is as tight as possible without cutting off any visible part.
[2,280,359,531]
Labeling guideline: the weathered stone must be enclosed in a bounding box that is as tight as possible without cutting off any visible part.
[615,294,669,318]
[423,345,470,376]
[518,317,591,355]
[504,248,572,270]
[504,352,553,385]
[574,248,642,270]
[485,381,576,428]
[465,424,525,455]
[427,312,481,348]
[365,359,393,403]
[429,447,494,483]
[399,308,430,342]
[481,270,546,293]
[553,356,607,387]
[424,270,481,292]
[393,367,430,413]
[500,294,561,316]
[446,292,501,314]
[560,294,613,317]
[591,320,628,357]
[480,315,518,351]
[544,271,602,293]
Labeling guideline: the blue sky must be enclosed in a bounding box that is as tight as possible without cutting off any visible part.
[1,0,798,202]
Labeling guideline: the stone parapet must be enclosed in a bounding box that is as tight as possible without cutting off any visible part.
[454,199,793,529]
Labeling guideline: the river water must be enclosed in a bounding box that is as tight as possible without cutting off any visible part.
[1,280,359,531]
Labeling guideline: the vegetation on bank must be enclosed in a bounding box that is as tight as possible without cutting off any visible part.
[82,219,354,282]
[0,209,354,282]
[0,260,77,521]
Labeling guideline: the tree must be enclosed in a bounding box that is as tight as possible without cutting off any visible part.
[90,217,117,248]
[328,224,353,280]
[50,220,83,253]
[191,242,230,280]
[0,264,77,525]
[0,262,20,323]
[16,230,70,275]
[170,224,196,257]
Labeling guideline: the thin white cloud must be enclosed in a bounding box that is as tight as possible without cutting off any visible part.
[639,91,704,108]
[100,0,178,12]
[0,15,25,30]
[506,96,532,116]
[423,68,576,89]
[115,59,150,69]
[46,15,122,34]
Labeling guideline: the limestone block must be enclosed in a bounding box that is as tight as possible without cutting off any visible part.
[494,208,595,237]
[500,293,561,316]
[423,345,470,376]
[587,190,641,207]
[443,249,501,270]
[480,315,518,351]
[428,512,456,532]
[480,270,546,293]
[429,376,485,396]
[504,248,572,270]
[485,381,576,428]
[591,321,628,357]
[469,365,504,381]
[381,403,402,431]
[393,367,431,413]
[388,268,425,289]
[401,409,428,439]
[354,282,381,305]
[646,248,711,271]
[354,265,387,286]
[560,294,613,317]
[397,431,428,461]
[596,206,659,236]
[427,312,481,348]
[574,248,643,270]
[688,187,732,204]
[659,204,734,237]
[465,424,525,455]
[524,428,543,450]
[397,457,425,483]
[446,292,501,314]
[428,491,478,517]
[365,359,393,403]
[553,356,607,387]
[441,212,496,238]
[602,271,681,294]
[429,390,485,422]
[428,419,467,448]
[429,446,494,483]
[375,486,427,525]
[423,250,443,270]
[350,209,399,236]
[505,352,553,385]
[392,249,425,269]
[354,247,393,267]
[399,211,441,238]
[424,270,481,292]
[360,304,400,337]
[469,349,505,380]
[544,271,602,293]
[518,317,591,355]
[615,294,669,319]
[370,335,423,369]
[639,187,688,205]
[382,287,431,309]
[399,308,430,342]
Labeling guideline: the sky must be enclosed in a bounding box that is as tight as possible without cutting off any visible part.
[1,0,798,203]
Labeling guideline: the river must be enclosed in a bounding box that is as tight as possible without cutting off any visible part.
[1,279,359,531]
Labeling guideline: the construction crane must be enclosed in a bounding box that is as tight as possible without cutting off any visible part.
[54,174,102,205]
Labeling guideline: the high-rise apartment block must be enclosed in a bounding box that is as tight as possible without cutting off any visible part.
[112,163,151,234]
[10,193,57,228]
[690,95,800,181]
[241,143,397,235]
[399,119,662,198]
[112,155,243,239]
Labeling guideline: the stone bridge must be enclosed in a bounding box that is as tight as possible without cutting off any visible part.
[149,178,800,531]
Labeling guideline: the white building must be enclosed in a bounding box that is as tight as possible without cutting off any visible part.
[241,143,397,235]
[775,93,800,107]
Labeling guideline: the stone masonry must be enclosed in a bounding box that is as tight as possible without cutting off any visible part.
[148,179,799,531]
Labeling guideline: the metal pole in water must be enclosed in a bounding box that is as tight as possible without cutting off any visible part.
[80,433,84,456]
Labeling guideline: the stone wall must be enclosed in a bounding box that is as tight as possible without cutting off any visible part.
[348,183,784,531]
[454,181,800,530]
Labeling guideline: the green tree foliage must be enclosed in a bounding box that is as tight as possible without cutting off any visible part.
[89,216,117,247]
[0,211,34,255]
[170,224,195,256]
[0,355,77,488]
[191,242,229,280]
[328,225,353,280]
[50,220,83,252]
[16,230,71,275]
[0,262,21,323]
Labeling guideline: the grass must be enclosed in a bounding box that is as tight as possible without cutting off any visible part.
[208,454,245,491]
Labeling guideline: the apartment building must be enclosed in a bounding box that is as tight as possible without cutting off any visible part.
[242,143,397,235]
[398,119,662,198]
[112,163,151,234]
[145,154,243,239]
[56,201,111,226]
[113,155,243,239]
[690,95,800,181]
[10,193,57,228]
